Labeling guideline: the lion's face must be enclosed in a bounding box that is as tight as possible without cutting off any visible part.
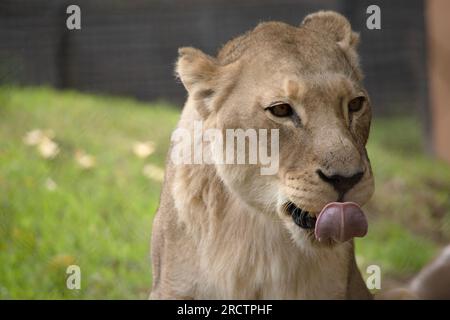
[176,12,374,247]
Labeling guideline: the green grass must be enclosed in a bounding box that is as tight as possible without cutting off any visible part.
[0,86,449,298]
[0,86,179,299]
[356,117,450,283]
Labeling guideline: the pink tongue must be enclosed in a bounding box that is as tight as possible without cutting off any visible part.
[314,202,368,243]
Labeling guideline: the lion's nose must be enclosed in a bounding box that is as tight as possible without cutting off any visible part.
[317,169,364,198]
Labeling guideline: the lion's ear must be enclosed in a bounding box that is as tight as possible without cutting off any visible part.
[176,47,240,118]
[175,47,221,117]
[176,47,218,95]
[301,11,359,51]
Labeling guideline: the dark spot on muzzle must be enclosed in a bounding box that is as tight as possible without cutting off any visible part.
[285,202,316,229]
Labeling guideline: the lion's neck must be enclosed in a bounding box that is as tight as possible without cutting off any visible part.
[171,163,350,299]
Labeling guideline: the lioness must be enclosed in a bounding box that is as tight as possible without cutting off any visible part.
[151,11,376,299]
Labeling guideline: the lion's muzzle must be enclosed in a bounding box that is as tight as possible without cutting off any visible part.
[285,201,368,243]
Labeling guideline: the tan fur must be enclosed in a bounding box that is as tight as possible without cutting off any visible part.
[151,11,375,299]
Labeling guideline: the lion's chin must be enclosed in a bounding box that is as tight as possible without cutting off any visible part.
[279,215,334,251]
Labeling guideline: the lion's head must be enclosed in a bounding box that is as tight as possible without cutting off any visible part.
[175,11,375,248]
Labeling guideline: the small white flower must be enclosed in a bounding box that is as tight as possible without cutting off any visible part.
[37,137,59,159]
[23,129,55,146]
[45,178,57,191]
[133,141,155,159]
[75,150,96,169]
[23,129,44,146]
[142,164,164,182]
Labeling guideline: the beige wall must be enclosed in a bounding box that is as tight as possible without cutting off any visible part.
[427,0,450,163]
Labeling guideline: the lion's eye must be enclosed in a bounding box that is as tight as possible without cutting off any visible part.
[348,96,366,113]
[267,103,293,117]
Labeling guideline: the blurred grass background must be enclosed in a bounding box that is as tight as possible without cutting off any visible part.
[0,86,449,299]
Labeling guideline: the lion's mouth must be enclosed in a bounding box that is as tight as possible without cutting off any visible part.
[284,202,317,229]
[284,201,369,243]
